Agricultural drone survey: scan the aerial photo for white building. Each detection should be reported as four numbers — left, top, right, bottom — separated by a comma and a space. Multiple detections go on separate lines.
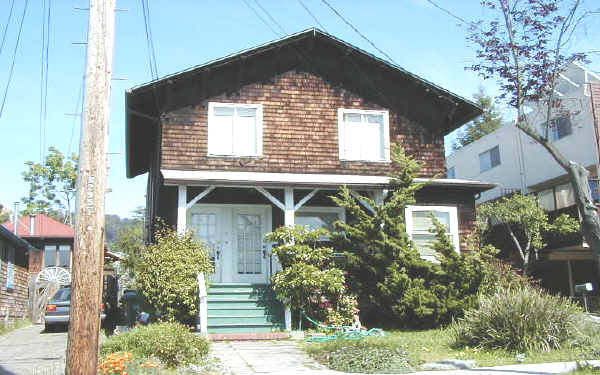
447, 63, 600, 298
447, 63, 600, 209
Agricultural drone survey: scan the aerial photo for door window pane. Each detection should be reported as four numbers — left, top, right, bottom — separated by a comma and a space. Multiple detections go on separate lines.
237, 214, 262, 275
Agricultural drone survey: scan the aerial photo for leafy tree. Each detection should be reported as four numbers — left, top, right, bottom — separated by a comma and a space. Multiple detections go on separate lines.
452, 87, 503, 151
466, 0, 599, 257
21, 147, 78, 225
266, 225, 347, 328
0, 204, 11, 223
478, 194, 579, 274
331, 145, 498, 328
135, 224, 212, 323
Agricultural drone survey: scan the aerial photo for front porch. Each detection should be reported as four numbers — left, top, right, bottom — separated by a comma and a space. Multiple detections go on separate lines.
155, 169, 494, 333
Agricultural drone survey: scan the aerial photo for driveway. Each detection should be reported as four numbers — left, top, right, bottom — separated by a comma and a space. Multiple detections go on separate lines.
0, 324, 66, 375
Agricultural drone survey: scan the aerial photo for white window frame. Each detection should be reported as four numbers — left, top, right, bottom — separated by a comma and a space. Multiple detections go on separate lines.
6, 246, 15, 290
405, 205, 460, 262
207, 102, 264, 157
296, 206, 346, 236
337, 108, 390, 162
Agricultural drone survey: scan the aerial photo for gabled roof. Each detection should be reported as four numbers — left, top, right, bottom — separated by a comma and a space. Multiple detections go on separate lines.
2, 214, 74, 239
126, 28, 482, 178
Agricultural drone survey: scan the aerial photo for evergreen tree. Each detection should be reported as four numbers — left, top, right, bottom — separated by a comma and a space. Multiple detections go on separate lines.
452, 88, 502, 152
331, 145, 497, 328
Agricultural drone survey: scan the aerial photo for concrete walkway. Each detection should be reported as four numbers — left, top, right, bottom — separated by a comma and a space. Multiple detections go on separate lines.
210, 340, 599, 375
0, 324, 66, 375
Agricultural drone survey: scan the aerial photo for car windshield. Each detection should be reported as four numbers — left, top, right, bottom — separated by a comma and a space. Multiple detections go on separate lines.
51, 288, 71, 302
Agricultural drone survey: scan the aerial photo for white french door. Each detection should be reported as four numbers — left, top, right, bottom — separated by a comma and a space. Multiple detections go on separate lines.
188, 204, 271, 284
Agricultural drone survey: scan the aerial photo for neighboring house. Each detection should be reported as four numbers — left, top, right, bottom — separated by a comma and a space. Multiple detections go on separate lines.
447, 62, 600, 296
2, 214, 74, 274
125, 29, 494, 333
0, 225, 36, 321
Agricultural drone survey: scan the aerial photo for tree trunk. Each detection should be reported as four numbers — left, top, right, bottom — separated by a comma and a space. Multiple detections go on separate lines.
568, 162, 600, 257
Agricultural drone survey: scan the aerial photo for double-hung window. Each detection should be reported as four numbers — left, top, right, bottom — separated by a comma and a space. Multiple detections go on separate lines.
405, 205, 460, 261
338, 108, 390, 162
44, 244, 71, 269
479, 145, 501, 172
208, 102, 263, 157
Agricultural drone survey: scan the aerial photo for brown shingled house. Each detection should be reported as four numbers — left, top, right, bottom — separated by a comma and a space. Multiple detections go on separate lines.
125, 29, 494, 333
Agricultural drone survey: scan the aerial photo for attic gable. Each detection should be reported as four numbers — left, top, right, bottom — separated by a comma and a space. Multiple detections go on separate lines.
126, 28, 481, 178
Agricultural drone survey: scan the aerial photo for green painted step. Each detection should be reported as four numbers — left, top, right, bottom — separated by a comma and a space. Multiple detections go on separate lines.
207, 315, 280, 325
208, 326, 282, 334
208, 304, 283, 316
206, 283, 284, 333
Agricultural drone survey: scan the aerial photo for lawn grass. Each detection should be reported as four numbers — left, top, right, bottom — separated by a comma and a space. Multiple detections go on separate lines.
302, 323, 600, 372
0, 319, 31, 336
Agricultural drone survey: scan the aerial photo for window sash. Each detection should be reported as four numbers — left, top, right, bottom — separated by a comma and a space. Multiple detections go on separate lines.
6, 247, 15, 289
208, 103, 262, 157
550, 117, 572, 141
338, 109, 389, 161
405, 206, 459, 260
479, 145, 500, 172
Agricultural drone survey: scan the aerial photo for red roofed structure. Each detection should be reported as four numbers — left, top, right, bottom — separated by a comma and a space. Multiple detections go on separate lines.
2, 214, 74, 273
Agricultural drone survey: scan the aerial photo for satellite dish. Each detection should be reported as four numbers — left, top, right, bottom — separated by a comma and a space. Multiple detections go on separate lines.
36, 266, 71, 285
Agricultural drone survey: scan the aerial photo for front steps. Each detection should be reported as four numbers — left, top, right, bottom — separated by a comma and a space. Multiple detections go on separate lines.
207, 283, 284, 333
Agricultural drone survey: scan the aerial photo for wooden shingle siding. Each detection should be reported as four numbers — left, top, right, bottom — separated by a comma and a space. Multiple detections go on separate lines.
0, 243, 29, 320
161, 70, 445, 177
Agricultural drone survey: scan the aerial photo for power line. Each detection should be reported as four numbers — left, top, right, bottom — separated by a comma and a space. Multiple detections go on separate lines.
252, 0, 287, 35
39, 0, 52, 161
319, 0, 397, 65
0, 0, 29, 119
298, 0, 328, 32
425, 0, 472, 27
141, 0, 158, 79
0, 0, 15, 57
241, 0, 280, 37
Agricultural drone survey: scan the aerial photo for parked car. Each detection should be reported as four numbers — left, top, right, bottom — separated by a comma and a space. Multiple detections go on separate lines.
44, 286, 106, 331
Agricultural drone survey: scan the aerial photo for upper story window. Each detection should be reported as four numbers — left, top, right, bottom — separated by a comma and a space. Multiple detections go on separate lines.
405, 205, 460, 261
447, 167, 455, 179
208, 102, 263, 157
479, 145, 500, 173
44, 244, 71, 269
338, 108, 390, 162
549, 117, 572, 141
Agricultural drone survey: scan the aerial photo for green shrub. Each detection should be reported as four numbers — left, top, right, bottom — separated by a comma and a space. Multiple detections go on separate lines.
101, 322, 210, 368
266, 225, 348, 327
331, 145, 501, 328
135, 223, 213, 323
306, 338, 412, 373
452, 286, 583, 352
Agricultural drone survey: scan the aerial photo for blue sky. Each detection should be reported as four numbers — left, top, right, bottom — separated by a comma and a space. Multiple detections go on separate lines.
0, 0, 598, 218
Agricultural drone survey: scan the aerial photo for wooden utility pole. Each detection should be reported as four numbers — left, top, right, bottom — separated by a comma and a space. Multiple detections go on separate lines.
66, 0, 115, 374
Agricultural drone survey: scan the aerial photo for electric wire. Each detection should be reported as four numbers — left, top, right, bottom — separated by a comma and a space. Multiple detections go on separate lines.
0, 0, 30, 119
68, 7, 90, 157
39, 0, 52, 161
141, 0, 158, 80
252, 0, 287, 35
319, 0, 397, 65
0, 0, 16, 57
298, 0, 328, 32
241, 0, 280, 37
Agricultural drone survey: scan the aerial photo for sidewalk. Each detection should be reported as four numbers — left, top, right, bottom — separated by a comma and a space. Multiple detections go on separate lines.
210, 339, 599, 375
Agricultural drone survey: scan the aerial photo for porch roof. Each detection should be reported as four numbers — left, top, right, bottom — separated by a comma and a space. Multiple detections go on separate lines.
161, 169, 496, 192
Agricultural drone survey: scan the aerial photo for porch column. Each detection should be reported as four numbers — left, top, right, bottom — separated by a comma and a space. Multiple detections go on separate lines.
283, 187, 294, 331
284, 187, 295, 227
177, 185, 187, 235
